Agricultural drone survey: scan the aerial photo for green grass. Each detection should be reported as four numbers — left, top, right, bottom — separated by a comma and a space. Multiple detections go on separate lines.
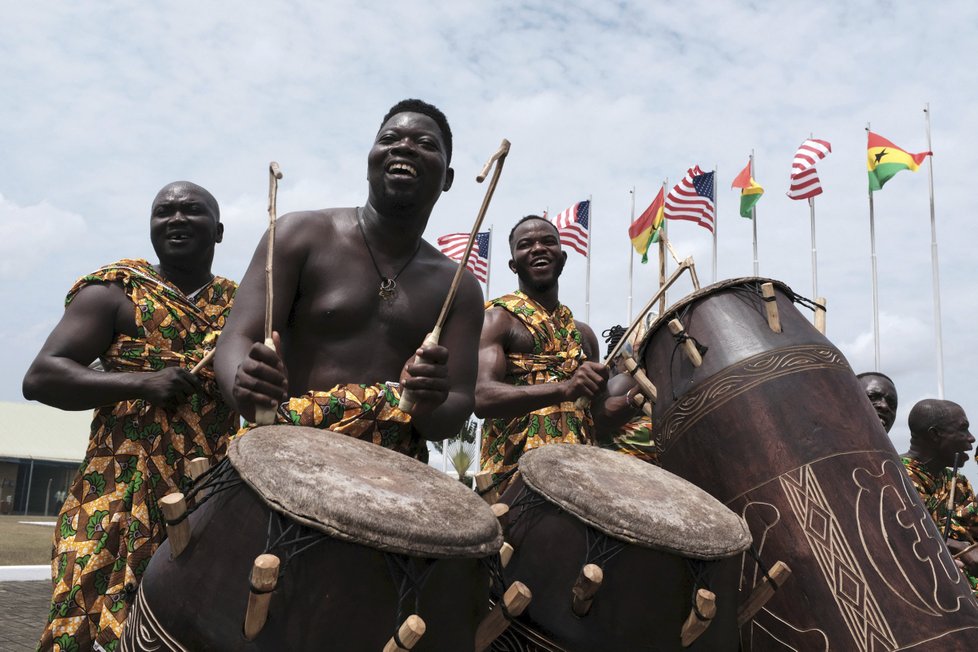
0, 515, 56, 566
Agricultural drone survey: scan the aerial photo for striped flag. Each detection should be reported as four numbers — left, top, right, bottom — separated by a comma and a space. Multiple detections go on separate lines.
551, 200, 590, 256
787, 139, 832, 200
664, 166, 715, 233
436, 231, 491, 283
629, 187, 664, 263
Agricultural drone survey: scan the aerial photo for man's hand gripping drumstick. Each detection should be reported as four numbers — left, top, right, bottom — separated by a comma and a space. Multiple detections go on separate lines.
398, 139, 511, 414
254, 162, 283, 426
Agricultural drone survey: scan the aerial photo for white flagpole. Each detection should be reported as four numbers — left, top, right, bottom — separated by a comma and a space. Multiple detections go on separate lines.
924, 103, 945, 398
712, 165, 718, 284
867, 123, 881, 372
750, 151, 759, 276
585, 195, 593, 323
627, 187, 635, 322
485, 225, 494, 299
661, 179, 669, 314
809, 197, 818, 298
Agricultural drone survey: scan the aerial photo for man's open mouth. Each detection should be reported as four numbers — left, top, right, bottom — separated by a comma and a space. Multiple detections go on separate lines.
387, 162, 418, 178
531, 258, 550, 268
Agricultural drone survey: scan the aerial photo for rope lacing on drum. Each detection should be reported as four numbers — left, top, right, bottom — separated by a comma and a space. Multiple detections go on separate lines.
166, 457, 242, 525
475, 467, 518, 499
748, 544, 775, 588
686, 559, 712, 621
737, 280, 826, 315
583, 526, 626, 569
384, 553, 437, 643
667, 304, 704, 401
503, 484, 548, 532
602, 324, 627, 358
263, 512, 328, 575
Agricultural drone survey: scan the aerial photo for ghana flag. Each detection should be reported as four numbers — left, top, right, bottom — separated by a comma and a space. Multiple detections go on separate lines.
731, 160, 764, 218
867, 131, 932, 191
629, 187, 664, 263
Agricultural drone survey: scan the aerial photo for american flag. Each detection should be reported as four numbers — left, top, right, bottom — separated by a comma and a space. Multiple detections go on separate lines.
436, 231, 491, 283
787, 139, 832, 200
551, 200, 590, 256
664, 166, 716, 233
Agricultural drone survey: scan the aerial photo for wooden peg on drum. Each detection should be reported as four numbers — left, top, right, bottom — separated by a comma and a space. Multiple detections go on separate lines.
621, 353, 657, 416
398, 139, 511, 414
814, 296, 827, 334
499, 542, 514, 568
761, 282, 782, 333
382, 614, 426, 652
187, 456, 210, 482
680, 588, 716, 646
571, 563, 603, 617
475, 581, 532, 652
256, 161, 284, 427
490, 502, 510, 531
736, 560, 791, 626
243, 553, 280, 640
160, 492, 191, 558
475, 469, 501, 505
667, 319, 703, 367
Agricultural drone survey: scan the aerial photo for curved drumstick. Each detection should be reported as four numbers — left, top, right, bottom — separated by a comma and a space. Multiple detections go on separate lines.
398, 139, 511, 414
255, 162, 283, 426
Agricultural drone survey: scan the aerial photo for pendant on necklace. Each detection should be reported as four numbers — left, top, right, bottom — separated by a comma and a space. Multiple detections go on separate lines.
379, 278, 397, 300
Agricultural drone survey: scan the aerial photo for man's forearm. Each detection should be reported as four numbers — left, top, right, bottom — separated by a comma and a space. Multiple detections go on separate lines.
474, 379, 568, 421
23, 357, 148, 410
411, 391, 474, 441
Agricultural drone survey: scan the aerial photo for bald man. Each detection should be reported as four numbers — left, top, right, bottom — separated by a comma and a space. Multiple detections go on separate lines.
23, 181, 240, 652
901, 399, 978, 596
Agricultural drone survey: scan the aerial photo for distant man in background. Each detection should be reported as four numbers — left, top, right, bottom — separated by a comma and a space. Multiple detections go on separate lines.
858, 371, 898, 434
23, 181, 239, 651
476, 215, 636, 485
901, 399, 978, 596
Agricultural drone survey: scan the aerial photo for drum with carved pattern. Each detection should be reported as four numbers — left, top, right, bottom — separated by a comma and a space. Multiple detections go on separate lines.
491, 443, 751, 651
121, 425, 503, 651
639, 277, 978, 650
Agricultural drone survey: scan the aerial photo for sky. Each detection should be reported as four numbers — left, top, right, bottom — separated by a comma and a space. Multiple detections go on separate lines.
1, 2, 975, 481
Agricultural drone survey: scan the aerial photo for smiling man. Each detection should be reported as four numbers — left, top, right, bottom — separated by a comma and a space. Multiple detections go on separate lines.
476, 215, 635, 485
23, 181, 239, 651
215, 99, 482, 457
901, 399, 978, 596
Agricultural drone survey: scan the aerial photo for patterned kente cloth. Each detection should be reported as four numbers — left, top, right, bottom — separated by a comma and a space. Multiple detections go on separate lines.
38, 259, 238, 652
480, 291, 592, 481
902, 456, 978, 596
236, 383, 424, 461
606, 415, 659, 465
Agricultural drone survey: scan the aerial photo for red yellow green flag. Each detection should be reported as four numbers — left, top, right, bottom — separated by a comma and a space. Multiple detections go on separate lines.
629, 187, 664, 264
867, 131, 932, 191
731, 160, 764, 218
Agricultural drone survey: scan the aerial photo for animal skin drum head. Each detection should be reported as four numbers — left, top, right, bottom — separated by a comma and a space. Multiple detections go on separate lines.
228, 426, 503, 558
519, 444, 752, 560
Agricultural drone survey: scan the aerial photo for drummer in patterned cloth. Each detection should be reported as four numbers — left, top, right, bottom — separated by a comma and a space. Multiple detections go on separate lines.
900, 399, 978, 596
23, 181, 239, 651
476, 216, 639, 484
216, 99, 483, 458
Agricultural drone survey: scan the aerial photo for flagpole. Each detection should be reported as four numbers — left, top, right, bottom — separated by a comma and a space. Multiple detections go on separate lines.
750, 151, 759, 276
924, 103, 945, 398
659, 179, 668, 315
867, 122, 881, 372
485, 225, 494, 299
585, 194, 592, 324
627, 187, 635, 322
808, 132, 819, 299
712, 164, 718, 284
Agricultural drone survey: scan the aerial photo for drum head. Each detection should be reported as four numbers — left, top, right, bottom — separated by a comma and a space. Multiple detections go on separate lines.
228, 426, 503, 558
519, 444, 751, 560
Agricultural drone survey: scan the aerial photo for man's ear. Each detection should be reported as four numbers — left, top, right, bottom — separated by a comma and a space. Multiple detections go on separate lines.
215, 222, 224, 244
508, 258, 517, 273
442, 167, 455, 192
561, 250, 568, 265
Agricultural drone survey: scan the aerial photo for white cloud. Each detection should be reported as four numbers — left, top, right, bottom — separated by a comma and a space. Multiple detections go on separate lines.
0, 194, 90, 280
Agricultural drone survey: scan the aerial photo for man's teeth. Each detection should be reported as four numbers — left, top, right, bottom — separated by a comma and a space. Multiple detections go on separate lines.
389, 163, 417, 177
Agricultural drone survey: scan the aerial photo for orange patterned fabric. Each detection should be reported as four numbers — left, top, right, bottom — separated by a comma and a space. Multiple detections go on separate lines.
38, 259, 238, 652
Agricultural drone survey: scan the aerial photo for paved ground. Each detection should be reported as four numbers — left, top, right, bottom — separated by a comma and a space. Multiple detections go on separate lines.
0, 580, 49, 651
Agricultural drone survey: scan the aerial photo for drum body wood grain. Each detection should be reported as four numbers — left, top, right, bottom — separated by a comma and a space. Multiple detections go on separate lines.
122, 426, 502, 651
640, 278, 978, 650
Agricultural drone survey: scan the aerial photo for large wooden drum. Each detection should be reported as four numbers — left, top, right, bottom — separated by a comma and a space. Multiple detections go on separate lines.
640, 277, 978, 650
121, 426, 503, 651
492, 443, 751, 651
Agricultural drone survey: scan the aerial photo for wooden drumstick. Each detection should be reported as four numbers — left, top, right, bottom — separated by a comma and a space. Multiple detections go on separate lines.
398, 139, 511, 414
189, 348, 216, 375
243, 553, 280, 640
737, 560, 791, 626
571, 563, 603, 617
680, 588, 716, 646
160, 493, 191, 558
382, 614, 426, 652
474, 581, 532, 651
761, 282, 782, 333
814, 297, 827, 334
256, 162, 284, 427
